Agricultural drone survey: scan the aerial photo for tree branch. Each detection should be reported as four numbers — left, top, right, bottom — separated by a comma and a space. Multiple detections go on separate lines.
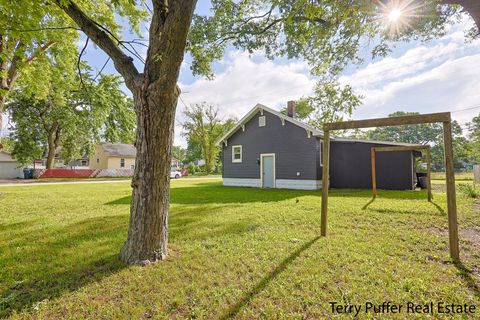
441, 0, 480, 34
55, 0, 140, 91
77, 37, 89, 86
26, 40, 55, 65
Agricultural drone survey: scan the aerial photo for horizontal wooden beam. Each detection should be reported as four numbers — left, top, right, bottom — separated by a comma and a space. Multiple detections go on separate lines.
374, 145, 429, 152
324, 112, 451, 131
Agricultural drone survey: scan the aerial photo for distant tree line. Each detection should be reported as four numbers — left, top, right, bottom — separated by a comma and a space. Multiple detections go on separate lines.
353, 111, 480, 172
173, 102, 236, 175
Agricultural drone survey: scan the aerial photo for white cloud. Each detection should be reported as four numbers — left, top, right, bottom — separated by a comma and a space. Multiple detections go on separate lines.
174, 51, 316, 146
350, 53, 480, 124
339, 20, 480, 128
175, 14, 480, 148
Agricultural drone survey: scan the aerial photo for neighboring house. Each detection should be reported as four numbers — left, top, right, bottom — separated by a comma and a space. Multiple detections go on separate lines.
217, 103, 421, 190
90, 143, 184, 170
0, 151, 23, 179
90, 143, 136, 170
193, 159, 206, 167
34, 147, 89, 169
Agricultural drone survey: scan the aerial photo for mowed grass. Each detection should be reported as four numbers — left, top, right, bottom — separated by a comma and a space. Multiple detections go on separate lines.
1, 179, 480, 319
431, 171, 474, 181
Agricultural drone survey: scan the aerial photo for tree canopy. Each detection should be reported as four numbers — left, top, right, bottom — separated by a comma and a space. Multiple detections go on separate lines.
8, 71, 135, 167
281, 81, 362, 127
182, 102, 236, 174
0, 1, 79, 117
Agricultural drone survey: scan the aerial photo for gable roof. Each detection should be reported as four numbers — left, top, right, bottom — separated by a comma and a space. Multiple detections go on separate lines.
216, 103, 424, 148
216, 103, 324, 145
99, 143, 136, 157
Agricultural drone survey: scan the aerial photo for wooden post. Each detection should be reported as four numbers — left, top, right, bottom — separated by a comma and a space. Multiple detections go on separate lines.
371, 147, 377, 198
426, 145, 432, 201
322, 112, 459, 260
321, 130, 330, 236
474, 164, 480, 185
443, 121, 460, 261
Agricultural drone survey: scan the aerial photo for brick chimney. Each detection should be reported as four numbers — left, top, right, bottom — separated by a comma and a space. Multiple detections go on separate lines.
287, 100, 295, 118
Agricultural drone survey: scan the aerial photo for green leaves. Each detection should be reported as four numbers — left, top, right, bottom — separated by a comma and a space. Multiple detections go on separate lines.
280, 80, 362, 127
186, 0, 466, 82
7, 64, 135, 165
182, 102, 236, 173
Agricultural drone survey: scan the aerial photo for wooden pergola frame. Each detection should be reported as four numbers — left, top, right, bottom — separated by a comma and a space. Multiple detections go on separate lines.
321, 112, 459, 261
371, 145, 432, 202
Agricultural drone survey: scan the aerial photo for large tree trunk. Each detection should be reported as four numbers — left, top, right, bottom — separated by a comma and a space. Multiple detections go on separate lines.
119, 87, 177, 263
46, 135, 56, 169
46, 128, 60, 169
442, 0, 480, 33
58, 0, 196, 264
118, 0, 197, 265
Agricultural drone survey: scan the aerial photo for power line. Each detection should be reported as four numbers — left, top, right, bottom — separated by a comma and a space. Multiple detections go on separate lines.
451, 105, 480, 113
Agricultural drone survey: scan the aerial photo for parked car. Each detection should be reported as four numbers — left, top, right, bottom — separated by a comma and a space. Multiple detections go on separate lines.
170, 169, 182, 179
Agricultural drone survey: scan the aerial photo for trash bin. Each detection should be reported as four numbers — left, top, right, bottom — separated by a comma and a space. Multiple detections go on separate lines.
23, 168, 33, 179
418, 176, 427, 189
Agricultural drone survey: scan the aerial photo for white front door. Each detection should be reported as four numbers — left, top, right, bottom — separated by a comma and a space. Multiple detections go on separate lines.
261, 154, 275, 188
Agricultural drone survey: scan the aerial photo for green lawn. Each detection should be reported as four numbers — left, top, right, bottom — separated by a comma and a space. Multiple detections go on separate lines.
431, 172, 474, 181
1, 179, 479, 319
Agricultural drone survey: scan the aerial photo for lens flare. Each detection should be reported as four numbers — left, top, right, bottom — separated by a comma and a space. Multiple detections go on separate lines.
375, 0, 426, 35
388, 8, 402, 22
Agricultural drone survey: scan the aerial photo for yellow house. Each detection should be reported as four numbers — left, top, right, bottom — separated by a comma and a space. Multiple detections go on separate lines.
90, 143, 136, 170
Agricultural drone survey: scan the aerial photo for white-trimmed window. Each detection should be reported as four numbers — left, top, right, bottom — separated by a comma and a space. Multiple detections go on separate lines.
259, 116, 266, 127
232, 145, 242, 163
120, 158, 125, 168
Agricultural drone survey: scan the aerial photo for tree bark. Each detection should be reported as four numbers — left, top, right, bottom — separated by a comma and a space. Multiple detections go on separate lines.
46, 133, 56, 169
442, 0, 480, 33
119, 87, 178, 263
57, 0, 196, 264
118, 0, 197, 264
45, 127, 60, 169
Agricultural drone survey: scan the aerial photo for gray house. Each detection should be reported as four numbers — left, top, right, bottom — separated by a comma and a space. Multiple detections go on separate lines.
217, 103, 421, 190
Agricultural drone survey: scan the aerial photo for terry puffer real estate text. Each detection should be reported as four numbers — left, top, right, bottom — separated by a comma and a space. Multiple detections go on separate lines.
329, 301, 476, 317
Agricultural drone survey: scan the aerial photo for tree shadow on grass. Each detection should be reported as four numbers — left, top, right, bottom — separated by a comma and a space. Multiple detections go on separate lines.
330, 189, 430, 200
0, 216, 128, 317
454, 261, 480, 296
368, 207, 445, 216
106, 185, 317, 205
430, 200, 446, 215
362, 197, 376, 210
219, 235, 322, 320
106, 185, 432, 207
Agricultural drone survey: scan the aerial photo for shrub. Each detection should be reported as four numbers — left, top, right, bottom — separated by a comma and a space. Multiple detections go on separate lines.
186, 163, 197, 175
458, 183, 480, 198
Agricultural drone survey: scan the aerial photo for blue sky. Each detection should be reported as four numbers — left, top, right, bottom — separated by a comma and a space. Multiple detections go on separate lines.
3, 3, 480, 147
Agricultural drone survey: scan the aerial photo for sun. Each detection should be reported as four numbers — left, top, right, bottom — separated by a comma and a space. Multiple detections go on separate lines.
375, 0, 425, 35
388, 8, 403, 23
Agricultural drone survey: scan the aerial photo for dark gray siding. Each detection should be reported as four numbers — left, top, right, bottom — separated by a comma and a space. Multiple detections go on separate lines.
329, 141, 415, 190
222, 111, 321, 180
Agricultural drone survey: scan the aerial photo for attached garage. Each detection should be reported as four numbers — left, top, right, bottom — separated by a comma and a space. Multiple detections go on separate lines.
0, 151, 23, 179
